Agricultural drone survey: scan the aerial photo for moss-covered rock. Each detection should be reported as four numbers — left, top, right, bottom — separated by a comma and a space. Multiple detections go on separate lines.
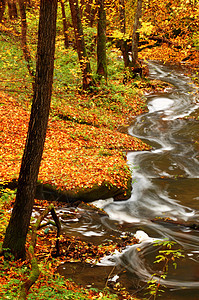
35, 175, 132, 204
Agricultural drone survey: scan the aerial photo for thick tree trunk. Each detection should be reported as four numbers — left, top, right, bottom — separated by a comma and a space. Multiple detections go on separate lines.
97, 0, 107, 80
131, 0, 142, 67
8, 0, 18, 19
60, 0, 69, 48
119, 0, 130, 68
0, 0, 6, 22
69, 0, 93, 90
18, 0, 35, 85
2, 0, 58, 260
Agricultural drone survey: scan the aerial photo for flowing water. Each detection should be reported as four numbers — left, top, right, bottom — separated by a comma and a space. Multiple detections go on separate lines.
58, 62, 199, 299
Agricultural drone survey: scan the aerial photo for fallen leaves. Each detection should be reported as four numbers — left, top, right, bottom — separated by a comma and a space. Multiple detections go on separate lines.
0, 91, 150, 193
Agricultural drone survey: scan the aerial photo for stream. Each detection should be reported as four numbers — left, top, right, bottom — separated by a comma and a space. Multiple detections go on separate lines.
58, 62, 199, 299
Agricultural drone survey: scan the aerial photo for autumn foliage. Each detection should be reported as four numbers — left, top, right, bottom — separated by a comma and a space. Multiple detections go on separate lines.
0, 0, 198, 298
0, 90, 151, 195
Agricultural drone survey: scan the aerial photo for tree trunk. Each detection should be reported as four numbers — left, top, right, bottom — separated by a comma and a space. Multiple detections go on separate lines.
25, 0, 32, 8
84, 0, 92, 23
81, 0, 97, 27
119, 0, 130, 68
60, 0, 69, 48
18, 0, 35, 85
131, 0, 142, 67
0, 0, 6, 23
8, 0, 18, 19
69, 0, 93, 90
97, 0, 107, 80
2, 0, 58, 260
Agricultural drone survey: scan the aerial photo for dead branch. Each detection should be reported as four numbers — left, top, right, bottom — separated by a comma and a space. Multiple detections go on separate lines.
19, 204, 61, 299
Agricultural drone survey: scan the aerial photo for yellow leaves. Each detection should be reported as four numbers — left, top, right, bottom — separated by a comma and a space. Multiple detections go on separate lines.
138, 21, 155, 37
141, 0, 199, 63
111, 29, 130, 41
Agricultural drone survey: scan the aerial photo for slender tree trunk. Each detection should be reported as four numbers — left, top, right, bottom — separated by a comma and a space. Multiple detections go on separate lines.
79, 0, 84, 17
119, 0, 130, 68
90, 0, 97, 27
18, 0, 35, 86
85, 0, 95, 26
0, 0, 6, 22
2, 0, 58, 260
80, 0, 96, 26
97, 0, 107, 80
60, 0, 69, 48
8, 0, 18, 19
84, 0, 92, 22
69, 0, 93, 90
131, 0, 142, 67
25, 0, 32, 8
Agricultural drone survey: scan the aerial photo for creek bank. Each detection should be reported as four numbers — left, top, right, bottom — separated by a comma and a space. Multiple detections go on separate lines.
35, 79, 173, 204
4, 174, 132, 204
35, 177, 132, 203
0, 78, 172, 206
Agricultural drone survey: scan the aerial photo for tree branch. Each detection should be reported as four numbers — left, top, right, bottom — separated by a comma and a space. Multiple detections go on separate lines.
19, 204, 61, 299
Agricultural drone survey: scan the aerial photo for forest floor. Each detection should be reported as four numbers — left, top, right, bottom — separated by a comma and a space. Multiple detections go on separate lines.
0, 70, 169, 300
0, 76, 161, 300
1, 22, 199, 299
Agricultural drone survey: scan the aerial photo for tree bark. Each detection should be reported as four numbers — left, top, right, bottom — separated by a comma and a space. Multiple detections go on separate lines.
60, 0, 69, 48
18, 0, 35, 85
82, 0, 96, 27
119, 0, 130, 68
97, 0, 107, 80
8, 0, 18, 19
131, 0, 142, 67
2, 0, 58, 260
69, 0, 93, 90
0, 0, 6, 23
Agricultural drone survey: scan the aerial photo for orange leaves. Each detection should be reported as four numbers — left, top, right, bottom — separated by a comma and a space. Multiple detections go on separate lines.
0, 91, 150, 193
0, 93, 29, 182
140, 0, 199, 66
140, 43, 199, 66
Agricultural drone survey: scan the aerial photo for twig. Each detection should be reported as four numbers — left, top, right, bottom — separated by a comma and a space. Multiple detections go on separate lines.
19, 204, 61, 299
105, 266, 116, 288
38, 220, 56, 230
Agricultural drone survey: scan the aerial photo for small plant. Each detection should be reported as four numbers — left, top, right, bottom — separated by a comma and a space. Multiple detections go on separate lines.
145, 240, 185, 300
0, 188, 16, 239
